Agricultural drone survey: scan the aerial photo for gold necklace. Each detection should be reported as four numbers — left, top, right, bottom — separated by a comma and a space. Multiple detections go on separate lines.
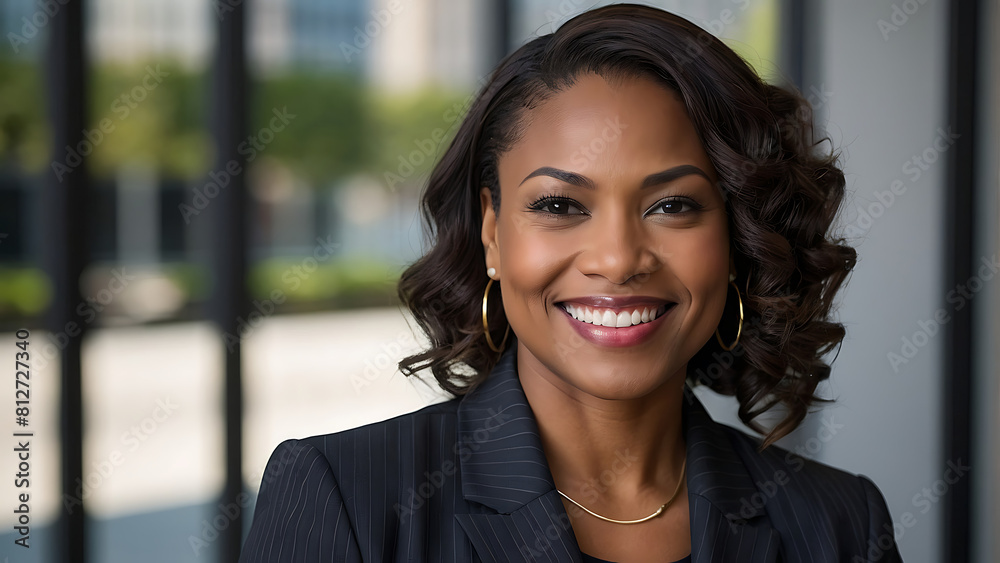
556, 457, 686, 525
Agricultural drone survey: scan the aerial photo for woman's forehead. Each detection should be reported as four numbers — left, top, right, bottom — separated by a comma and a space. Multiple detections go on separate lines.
499, 73, 714, 186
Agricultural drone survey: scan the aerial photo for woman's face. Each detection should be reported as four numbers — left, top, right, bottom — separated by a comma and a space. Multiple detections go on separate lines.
480, 72, 731, 400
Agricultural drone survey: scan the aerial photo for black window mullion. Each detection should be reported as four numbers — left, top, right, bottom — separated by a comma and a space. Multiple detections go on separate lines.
44, 1, 89, 562
943, 0, 980, 561
208, 2, 249, 561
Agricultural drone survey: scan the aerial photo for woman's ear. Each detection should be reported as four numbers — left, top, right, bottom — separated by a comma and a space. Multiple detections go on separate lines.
480, 187, 499, 267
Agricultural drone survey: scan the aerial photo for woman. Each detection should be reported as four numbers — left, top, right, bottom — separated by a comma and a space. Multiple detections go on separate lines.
240, 4, 902, 562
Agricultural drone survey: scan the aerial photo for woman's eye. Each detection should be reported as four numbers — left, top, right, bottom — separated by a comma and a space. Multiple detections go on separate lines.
544, 200, 577, 215
649, 198, 699, 215
530, 197, 584, 215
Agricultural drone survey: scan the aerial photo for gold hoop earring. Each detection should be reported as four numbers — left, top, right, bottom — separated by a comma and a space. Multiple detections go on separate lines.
714, 281, 744, 351
482, 277, 510, 353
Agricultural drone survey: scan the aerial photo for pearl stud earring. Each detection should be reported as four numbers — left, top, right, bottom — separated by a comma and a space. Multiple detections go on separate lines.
487, 267, 496, 279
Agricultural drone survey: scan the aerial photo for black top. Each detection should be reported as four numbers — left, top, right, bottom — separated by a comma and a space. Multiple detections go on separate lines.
581, 552, 692, 563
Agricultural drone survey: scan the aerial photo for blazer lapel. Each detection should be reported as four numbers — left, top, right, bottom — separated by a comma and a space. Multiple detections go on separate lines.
455, 490, 583, 563
454, 344, 780, 563
683, 388, 781, 563
455, 345, 582, 563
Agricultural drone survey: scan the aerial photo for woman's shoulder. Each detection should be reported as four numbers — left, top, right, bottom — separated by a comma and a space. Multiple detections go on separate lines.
310, 395, 461, 442
715, 420, 894, 525
263, 396, 464, 474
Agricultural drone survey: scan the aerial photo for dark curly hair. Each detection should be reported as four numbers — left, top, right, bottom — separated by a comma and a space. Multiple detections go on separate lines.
396, 3, 856, 447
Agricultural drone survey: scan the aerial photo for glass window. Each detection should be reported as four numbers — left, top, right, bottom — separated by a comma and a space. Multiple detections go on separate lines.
0, 3, 59, 559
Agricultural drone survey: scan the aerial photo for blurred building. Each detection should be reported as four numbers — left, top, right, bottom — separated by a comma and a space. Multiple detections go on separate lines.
79, 0, 489, 87
2, 2, 994, 562
87, 0, 212, 70
0, 0, 498, 323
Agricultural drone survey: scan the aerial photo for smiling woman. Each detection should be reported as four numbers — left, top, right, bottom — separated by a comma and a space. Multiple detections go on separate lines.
239, 4, 902, 562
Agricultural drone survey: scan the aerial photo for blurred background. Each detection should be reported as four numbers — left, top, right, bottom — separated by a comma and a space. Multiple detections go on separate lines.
0, 0, 995, 561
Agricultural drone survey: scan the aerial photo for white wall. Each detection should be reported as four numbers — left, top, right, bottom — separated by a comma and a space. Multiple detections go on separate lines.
797, 1, 949, 561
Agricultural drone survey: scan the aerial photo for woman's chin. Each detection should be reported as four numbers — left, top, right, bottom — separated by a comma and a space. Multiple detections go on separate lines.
558, 363, 680, 401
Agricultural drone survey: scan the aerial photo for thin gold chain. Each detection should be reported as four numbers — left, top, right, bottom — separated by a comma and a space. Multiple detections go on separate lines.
556, 458, 686, 525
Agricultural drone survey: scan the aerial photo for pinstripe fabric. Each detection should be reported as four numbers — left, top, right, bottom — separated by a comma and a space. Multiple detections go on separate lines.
240, 345, 903, 562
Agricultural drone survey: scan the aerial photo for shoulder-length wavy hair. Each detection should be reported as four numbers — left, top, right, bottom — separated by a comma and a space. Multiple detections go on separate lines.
396, 3, 856, 447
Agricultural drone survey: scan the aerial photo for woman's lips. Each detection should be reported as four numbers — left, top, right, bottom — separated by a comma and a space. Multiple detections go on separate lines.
557, 301, 676, 347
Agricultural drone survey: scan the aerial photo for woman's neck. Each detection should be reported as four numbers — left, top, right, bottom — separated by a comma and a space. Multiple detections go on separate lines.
516, 346, 687, 509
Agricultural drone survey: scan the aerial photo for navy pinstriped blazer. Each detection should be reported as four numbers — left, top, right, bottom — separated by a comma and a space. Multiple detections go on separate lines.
240, 345, 903, 562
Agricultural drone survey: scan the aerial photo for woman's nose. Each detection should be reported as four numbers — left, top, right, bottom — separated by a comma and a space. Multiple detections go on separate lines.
575, 212, 660, 286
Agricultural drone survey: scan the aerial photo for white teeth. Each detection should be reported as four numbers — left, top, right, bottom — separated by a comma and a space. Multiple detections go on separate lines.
616, 311, 630, 327
561, 303, 667, 328
591, 310, 603, 326
603, 310, 617, 326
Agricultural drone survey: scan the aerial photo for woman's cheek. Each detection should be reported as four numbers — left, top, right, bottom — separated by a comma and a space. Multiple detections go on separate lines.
498, 231, 548, 302
663, 228, 728, 278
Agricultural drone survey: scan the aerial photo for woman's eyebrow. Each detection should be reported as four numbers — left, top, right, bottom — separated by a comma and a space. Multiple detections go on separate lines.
639, 165, 712, 188
518, 167, 596, 189
518, 164, 710, 189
